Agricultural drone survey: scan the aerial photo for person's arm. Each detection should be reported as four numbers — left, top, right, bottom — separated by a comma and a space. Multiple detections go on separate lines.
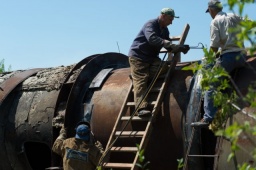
209, 20, 220, 54
143, 21, 164, 47
95, 141, 104, 154
52, 125, 67, 156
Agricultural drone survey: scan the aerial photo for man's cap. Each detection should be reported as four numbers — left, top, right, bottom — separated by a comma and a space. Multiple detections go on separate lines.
206, 0, 223, 13
75, 124, 90, 141
76, 121, 91, 129
161, 8, 179, 18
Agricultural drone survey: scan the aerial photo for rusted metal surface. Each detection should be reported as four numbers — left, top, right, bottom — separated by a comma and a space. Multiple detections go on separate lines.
0, 53, 255, 170
89, 68, 113, 88
64, 52, 129, 136
0, 66, 73, 170
89, 66, 193, 169
217, 109, 256, 169
233, 56, 256, 95
183, 66, 204, 170
52, 55, 99, 128
91, 68, 132, 145
0, 68, 43, 105
51, 53, 126, 167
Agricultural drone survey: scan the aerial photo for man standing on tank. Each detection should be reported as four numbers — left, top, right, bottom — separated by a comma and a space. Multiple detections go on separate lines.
191, 0, 249, 127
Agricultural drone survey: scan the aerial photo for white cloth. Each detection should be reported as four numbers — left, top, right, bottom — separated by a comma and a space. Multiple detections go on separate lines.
209, 11, 246, 55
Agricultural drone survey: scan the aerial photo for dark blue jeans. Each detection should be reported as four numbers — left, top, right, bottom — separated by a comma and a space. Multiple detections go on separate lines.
203, 51, 247, 122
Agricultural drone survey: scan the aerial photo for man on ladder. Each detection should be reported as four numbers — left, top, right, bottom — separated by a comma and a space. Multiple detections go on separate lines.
128, 7, 190, 117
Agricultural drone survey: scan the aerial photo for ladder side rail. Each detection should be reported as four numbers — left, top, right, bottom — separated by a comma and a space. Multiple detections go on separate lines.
174, 23, 190, 62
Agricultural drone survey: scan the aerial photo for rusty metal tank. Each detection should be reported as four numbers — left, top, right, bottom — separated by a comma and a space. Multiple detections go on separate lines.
0, 52, 255, 170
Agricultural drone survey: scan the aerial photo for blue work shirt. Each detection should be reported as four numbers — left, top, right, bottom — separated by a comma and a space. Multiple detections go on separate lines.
128, 17, 171, 63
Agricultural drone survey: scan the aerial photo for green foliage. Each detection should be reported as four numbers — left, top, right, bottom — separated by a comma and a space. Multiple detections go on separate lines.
227, 0, 255, 15
0, 59, 11, 73
226, 0, 256, 59
245, 85, 256, 107
135, 144, 150, 170
238, 163, 255, 170
216, 121, 256, 166
0, 59, 5, 73
177, 158, 184, 170
96, 166, 102, 170
182, 61, 202, 73
222, 6, 256, 170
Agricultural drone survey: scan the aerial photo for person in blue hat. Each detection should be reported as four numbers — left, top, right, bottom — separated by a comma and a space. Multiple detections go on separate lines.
52, 121, 104, 170
128, 7, 190, 117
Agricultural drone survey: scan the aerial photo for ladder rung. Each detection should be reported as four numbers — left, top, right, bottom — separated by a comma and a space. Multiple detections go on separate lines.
188, 155, 219, 157
132, 87, 162, 92
115, 131, 145, 137
121, 116, 151, 121
110, 147, 138, 152
103, 162, 133, 168
127, 101, 156, 106
150, 87, 162, 92
158, 74, 167, 79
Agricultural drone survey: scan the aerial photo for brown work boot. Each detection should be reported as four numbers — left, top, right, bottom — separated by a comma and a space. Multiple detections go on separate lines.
191, 118, 210, 127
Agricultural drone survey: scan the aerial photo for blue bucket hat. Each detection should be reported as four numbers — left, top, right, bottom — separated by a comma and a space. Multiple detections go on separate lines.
75, 124, 90, 141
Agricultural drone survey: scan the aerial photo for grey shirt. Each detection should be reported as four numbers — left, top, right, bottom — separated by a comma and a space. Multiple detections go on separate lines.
210, 11, 246, 54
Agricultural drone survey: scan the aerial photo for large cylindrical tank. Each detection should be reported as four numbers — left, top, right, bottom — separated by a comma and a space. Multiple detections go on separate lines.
0, 52, 255, 170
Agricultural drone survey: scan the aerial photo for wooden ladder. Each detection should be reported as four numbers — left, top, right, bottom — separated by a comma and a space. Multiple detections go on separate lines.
101, 24, 190, 170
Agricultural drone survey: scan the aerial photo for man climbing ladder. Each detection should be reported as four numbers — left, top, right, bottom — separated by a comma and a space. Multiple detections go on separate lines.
128, 7, 190, 117
98, 22, 190, 169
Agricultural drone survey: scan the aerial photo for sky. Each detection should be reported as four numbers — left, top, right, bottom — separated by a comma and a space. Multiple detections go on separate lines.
1, 1, 256, 71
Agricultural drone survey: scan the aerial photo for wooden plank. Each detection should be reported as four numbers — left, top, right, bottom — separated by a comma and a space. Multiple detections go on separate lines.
127, 101, 156, 106
174, 24, 190, 61
150, 87, 162, 92
132, 87, 162, 92
103, 163, 133, 168
115, 131, 145, 137
121, 116, 151, 121
110, 147, 138, 152
179, 24, 190, 45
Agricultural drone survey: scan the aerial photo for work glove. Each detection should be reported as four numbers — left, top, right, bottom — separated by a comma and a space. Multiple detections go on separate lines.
176, 45, 190, 54
57, 125, 67, 140
163, 40, 173, 49
163, 40, 190, 54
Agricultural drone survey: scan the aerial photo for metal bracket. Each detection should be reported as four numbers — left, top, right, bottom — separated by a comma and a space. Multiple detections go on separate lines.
190, 43, 204, 49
